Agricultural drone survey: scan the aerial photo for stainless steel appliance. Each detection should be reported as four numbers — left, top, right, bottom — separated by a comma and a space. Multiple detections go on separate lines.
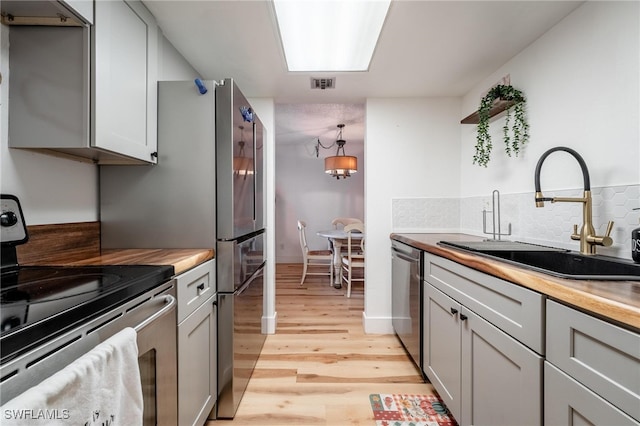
0, 195, 178, 425
99, 79, 267, 419
215, 80, 266, 418
391, 240, 423, 376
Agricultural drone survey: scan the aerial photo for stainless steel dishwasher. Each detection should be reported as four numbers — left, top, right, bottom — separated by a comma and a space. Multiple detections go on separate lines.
391, 240, 423, 377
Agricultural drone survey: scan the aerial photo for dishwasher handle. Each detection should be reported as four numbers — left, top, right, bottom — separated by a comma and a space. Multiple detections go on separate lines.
391, 246, 420, 263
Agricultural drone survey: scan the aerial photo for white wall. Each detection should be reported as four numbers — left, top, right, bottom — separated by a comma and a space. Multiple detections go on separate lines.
0, 26, 199, 225
363, 1, 639, 332
275, 133, 365, 262
457, 0, 639, 258
364, 97, 462, 333
460, 1, 639, 195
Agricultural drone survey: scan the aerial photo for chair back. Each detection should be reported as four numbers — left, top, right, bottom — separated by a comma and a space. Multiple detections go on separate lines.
343, 222, 365, 256
331, 217, 362, 229
297, 220, 309, 256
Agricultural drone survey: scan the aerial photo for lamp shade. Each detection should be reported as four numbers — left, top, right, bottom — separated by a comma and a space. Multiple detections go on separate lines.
233, 155, 253, 176
325, 155, 357, 177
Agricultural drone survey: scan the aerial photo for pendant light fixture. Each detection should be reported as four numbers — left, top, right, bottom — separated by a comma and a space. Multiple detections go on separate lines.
324, 124, 357, 179
233, 125, 253, 177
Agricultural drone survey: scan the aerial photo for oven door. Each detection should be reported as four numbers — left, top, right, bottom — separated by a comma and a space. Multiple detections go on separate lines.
0, 282, 178, 425
125, 286, 178, 426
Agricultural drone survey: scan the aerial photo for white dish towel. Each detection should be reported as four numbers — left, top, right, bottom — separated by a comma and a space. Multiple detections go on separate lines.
1, 327, 143, 426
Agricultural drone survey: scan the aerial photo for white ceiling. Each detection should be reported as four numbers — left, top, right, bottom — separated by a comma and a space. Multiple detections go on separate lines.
144, 0, 584, 144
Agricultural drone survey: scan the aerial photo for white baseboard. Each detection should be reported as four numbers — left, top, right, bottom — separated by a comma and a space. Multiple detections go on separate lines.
362, 311, 394, 334
262, 311, 277, 334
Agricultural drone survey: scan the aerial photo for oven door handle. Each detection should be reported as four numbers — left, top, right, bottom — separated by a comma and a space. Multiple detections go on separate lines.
134, 295, 176, 332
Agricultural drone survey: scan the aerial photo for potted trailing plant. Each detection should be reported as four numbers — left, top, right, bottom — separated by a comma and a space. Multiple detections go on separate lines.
473, 84, 529, 167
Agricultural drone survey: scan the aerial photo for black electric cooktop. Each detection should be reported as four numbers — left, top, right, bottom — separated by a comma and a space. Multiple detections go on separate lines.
0, 264, 174, 364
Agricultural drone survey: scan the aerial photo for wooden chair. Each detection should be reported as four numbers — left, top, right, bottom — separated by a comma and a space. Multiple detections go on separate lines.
331, 217, 362, 229
330, 217, 363, 253
340, 222, 365, 297
297, 220, 334, 285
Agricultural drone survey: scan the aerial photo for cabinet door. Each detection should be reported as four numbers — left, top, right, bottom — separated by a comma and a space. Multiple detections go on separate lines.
461, 308, 542, 426
545, 362, 639, 426
423, 282, 462, 422
178, 297, 217, 426
546, 300, 640, 422
62, 0, 94, 24
93, 0, 158, 163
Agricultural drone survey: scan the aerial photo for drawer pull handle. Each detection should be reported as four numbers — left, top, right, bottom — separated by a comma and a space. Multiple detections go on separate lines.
460, 314, 468, 321
450, 308, 458, 315
197, 283, 205, 292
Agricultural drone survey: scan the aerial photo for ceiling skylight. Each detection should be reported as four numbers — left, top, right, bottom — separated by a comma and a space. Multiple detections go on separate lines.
273, 0, 391, 72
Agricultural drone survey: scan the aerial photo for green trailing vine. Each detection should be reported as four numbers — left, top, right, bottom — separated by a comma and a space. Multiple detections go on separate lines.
473, 84, 529, 167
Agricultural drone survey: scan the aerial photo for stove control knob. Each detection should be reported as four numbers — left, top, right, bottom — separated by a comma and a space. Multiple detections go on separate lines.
1, 211, 18, 227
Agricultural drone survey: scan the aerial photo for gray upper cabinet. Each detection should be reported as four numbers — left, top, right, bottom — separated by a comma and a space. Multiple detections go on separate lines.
93, 0, 158, 164
6, 0, 158, 164
62, 0, 94, 24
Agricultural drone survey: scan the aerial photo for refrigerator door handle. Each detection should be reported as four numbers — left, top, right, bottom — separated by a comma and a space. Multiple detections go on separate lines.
252, 122, 257, 224
236, 261, 265, 295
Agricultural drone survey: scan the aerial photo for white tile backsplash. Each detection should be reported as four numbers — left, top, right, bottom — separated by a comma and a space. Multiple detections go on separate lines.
392, 198, 460, 232
392, 184, 640, 260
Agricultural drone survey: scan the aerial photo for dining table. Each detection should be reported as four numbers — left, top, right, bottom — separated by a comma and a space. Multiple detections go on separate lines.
316, 229, 364, 286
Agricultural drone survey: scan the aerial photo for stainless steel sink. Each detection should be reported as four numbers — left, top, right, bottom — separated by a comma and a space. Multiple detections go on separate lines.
438, 240, 640, 281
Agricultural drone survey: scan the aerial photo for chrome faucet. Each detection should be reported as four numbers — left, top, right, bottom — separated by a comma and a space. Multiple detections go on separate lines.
534, 146, 613, 255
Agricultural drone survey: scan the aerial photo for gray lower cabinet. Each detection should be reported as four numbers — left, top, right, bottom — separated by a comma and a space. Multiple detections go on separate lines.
176, 260, 217, 426
178, 296, 217, 426
423, 253, 544, 426
545, 362, 639, 426
545, 300, 640, 425
423, 283, 462, 420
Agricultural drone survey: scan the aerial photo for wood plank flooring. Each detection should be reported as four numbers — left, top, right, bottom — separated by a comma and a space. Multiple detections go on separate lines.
207, 263, 438, 425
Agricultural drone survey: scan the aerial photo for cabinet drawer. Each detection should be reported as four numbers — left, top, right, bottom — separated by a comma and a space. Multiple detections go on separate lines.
176, 260, 215, 323
424, 253, 544, 354
546, 300, 640, 422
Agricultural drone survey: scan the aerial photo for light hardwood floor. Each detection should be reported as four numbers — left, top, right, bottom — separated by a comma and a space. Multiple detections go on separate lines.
207, 263, 438, 425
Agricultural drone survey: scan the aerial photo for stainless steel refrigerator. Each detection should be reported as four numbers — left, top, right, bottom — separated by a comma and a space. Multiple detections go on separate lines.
99, 79, 267, 419
214, 80, 267, 419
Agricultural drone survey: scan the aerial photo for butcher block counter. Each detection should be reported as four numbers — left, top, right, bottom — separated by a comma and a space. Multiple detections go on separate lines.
391, 232, 640, 331
56, 249, 214, 275
16, 221, 214, 275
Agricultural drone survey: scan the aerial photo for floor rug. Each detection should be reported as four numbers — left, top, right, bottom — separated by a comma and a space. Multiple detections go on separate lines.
369, 393, 458, 426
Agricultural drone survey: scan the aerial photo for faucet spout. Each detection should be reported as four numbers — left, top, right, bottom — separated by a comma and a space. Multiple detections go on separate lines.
533, 146, 613, 255
534, 146, 591, 206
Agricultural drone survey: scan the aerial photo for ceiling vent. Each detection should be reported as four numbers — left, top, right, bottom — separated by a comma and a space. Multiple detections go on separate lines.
310, 78, 335, 90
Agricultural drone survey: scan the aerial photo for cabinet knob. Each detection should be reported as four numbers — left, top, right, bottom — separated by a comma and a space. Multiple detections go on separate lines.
460, 314, 468, 321
450, 308, 458, 315
197, 283, 205, 292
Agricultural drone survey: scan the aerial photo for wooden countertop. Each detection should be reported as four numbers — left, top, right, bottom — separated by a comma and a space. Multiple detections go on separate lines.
391, 233, 640, 331
24, 248, 214, 276
63, 249, 215, 275
16, 222, 214, 275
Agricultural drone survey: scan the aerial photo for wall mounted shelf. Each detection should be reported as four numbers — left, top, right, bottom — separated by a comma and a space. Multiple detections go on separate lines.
461, 99, 517, 124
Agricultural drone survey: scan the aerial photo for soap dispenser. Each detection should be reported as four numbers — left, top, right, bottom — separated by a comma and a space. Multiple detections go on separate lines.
633, 208, 640, 263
